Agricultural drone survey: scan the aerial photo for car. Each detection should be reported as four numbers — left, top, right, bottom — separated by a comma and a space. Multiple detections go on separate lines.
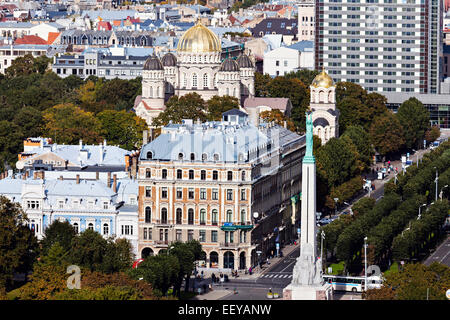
318, 218, 332, 225
341, 211, 350, 215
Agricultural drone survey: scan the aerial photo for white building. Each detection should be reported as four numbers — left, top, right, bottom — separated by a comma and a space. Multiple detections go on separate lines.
263, 43, 314, 77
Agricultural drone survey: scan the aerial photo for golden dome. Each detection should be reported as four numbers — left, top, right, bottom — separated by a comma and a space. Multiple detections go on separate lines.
311, 68, 334, 88
177, 21, 221, 53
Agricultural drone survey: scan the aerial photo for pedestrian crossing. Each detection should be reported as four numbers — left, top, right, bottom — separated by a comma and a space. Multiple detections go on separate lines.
260, 273, 292, 279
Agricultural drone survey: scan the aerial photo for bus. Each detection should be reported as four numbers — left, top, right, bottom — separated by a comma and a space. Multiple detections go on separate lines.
323, 275, 383, 292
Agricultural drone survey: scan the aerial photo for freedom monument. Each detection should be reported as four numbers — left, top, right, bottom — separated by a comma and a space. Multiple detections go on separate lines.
283, 113, 333, 300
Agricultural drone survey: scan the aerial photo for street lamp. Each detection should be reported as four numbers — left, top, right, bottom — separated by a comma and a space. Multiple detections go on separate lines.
433, 167, 439, 202
333, 198, 339, 216
364, 237, 368, 291
321, 230, 325, 264
418, 203, 426, 220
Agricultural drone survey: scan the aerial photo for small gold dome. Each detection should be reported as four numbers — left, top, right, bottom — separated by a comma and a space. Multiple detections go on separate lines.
177, 21, 221, 53
311, 68, 334, 88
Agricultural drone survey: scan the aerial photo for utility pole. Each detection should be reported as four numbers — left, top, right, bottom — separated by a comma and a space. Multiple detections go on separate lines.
364, 237, 368, 291
434, 167, 439, 202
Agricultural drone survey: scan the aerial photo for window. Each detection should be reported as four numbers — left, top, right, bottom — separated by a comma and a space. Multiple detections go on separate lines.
213, 153, 219, 161
58, 200, 64, 209
162, 169, 167, 179
103, 223, 109, 235
275, 60, 279, 66
188, 230, 194, 241
27, 200, 40, 209
227, 171, 233, 181
176, 229, 182, 241
188, 209, 194, 225
226, 189, 233, 201
203, 73, 208, 88
143, 227, 148, 240
188, 188, 194, 199
199, 230, 206, 242
73, 223, 79, 233
145, 186, 151, 197
200, 188, 206, 200
189, 170, 194, 179
161, 187, 168, 199
147, 151, 153, 159
176, 208, 182, 224
241, 171, 245, 181
241, 189, 246, 201
177, 169, 182, 179
192, 73, 198, 88
212, 170, 218, 180
161, 208, 168, 224
145, 206, 151, 223
202, 153, 207, 161
241, 210, 246, 224
178, 153, 184, 160
190, 153, 195, 161
88, 223, 94, 231
176, 187, 183, 199
212, 189, 218, 200
201, 170, 206, 180
211, 230, 218, 242
103, 202, 109, 209
212, 209, 218, 225
200, 209, 206, 225
226, 210, 233, 223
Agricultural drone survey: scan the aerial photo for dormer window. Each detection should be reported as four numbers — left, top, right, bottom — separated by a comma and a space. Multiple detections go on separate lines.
213, 153, 220, 161
190, 153, 195, 161
147, 151, 153, 159
202, 153, 207, 161
178, 153, 184, 160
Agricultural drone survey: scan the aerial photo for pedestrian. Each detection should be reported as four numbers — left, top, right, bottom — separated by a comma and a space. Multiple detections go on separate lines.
249, 267, 252, 275
211, 273, 216, 283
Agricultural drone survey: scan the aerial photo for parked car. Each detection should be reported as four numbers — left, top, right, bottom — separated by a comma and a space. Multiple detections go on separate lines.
318, 218, 332, 226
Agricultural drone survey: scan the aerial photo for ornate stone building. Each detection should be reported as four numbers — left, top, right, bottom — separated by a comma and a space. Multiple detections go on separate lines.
309, 69, 339, 145
134, 21, 256, 127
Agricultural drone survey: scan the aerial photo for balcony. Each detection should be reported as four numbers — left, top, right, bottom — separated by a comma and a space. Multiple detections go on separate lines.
154, 240, 168, 247
219, 242, 239, 248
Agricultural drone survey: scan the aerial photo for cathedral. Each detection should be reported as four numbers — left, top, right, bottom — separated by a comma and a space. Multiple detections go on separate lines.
309, 68, 339, 145
135, 21, 256, 127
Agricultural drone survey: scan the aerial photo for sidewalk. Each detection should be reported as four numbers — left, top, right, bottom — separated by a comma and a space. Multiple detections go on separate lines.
191, 289, 233, 300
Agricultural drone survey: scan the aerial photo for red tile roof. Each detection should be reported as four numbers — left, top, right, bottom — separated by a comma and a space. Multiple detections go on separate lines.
47, 32, 60, 44
14, 35, 47, 45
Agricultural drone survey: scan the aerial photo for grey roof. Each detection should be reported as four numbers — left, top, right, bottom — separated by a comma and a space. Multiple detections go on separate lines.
222, 109, 248, 117
161, 52, 177, 67
236, 54, 253, 68
143, 54, 163, 70
313, 118, 330, 127
243, 97, 291, 111
220, 58, 239, 72
140, 118, 302, 163
287, 40, 314, 52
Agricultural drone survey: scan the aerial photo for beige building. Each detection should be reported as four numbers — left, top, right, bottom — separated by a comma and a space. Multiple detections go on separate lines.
137, 110, 305, 271
297, 0, 315, 41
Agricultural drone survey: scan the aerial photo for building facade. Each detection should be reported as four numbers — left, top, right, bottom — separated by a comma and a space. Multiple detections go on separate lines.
315, 0, 443, 94
297, 0, 315, 41
137, 110, 305, 270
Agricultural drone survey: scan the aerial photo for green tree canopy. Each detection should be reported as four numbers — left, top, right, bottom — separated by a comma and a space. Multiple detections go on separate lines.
0, 196, 38, 290
206, 95, 239, 121
97, 109, 148, 150
369, 112, 405, 156
396, 97, 430, 149
341, 125, 374, 169
40, 220, 77, 256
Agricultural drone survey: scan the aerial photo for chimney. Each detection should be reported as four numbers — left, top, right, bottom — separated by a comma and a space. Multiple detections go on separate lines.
22, 173, 26, 180
76, 174, 80, 184
131, 156, 137, 179
107, 172, 111, 188
59, 175, 63, 180
79, 139, 83, 150
33, 171, 38, 179
284, 120, 287, 128
96, 171, 99, 180
113, 174, 117, 193
38, 171, 45, 180
143, 130, 148, 145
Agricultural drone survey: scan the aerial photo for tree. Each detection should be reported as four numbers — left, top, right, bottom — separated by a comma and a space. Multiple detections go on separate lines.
13, 106, 43, 139
259, 109, 296, 131
396, 97, 430, 150
97, 109, 148, 150
341, 125, 374, 168
425, 126, 441, 144
0, 196, 38, 290
285, 69, 320, 86
206, 95, 239, 121
68, 229, 108, 272
101, 238, 134, 274
316, 137, 359, 188
5, 54, 39, 78
152, 93, 207, 127
42, 103, 102, 145
40, 220, 77, 256
366, 262, 450, 300
169, 242, 195, 297
0, 120, 23, 170
135, 254, 180, 296
254, 72, 272, 97
369, 112, 405, 156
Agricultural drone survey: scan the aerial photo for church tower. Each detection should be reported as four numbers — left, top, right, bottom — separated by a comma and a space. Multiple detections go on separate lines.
309, 69, 339, 145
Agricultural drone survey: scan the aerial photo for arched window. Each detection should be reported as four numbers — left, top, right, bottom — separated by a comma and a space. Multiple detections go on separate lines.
146, 168, 151, 178
192, 73, 198, 88
149, 86, 153, 97
176, 208, 182, 224
145, 207, 151, 223
202, 153, 207, 161
190, 153, 195, 161
203, 73, 208, 88
226, 87, 229, 95
88, 223, 94, 230
73, 223, 79, 233
241, 171, 246, 181
226, 210, 233, 223
103, 223, 109, 235
178, 153, 184, 160
147, 151, 153, 159
161, 208, 168, 224
177, 169, 182, 179
200, 209, 206, 225
213, 153, 220, 161
212, 209, 218, 225
162, 169, 167, 179
183, 73, 187, 87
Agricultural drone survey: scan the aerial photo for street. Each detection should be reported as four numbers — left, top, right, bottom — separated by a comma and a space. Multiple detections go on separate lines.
423, 236, 450, 267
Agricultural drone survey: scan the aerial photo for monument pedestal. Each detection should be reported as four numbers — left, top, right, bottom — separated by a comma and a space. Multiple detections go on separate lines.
283, 282, 333, 300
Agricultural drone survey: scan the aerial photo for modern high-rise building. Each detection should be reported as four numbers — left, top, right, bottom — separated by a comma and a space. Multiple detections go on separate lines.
315, 0, 443, 94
